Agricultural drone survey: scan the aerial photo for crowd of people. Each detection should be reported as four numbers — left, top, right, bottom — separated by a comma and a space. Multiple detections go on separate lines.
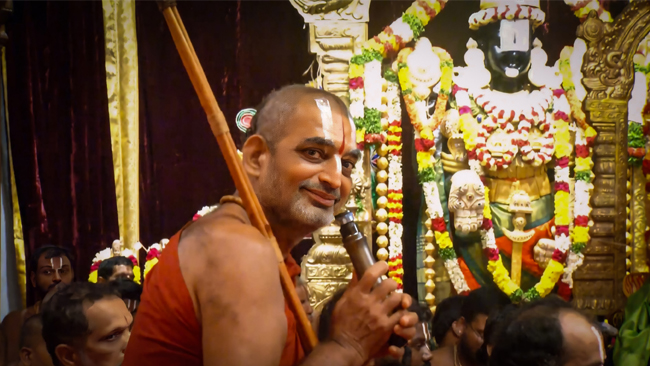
0, 85, 634, 366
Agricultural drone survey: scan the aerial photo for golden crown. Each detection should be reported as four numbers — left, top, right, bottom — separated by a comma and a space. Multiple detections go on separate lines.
469, 0, 545, 29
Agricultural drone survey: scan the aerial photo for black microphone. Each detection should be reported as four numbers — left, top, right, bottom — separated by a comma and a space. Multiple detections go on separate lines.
334, 210, 408, 348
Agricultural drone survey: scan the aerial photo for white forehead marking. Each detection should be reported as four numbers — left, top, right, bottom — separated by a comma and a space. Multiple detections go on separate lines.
315, 98, 334, 140
335, 155, 342, 172
50, 257, 63, 270
500, 20, 530, 52
591, 325, 605, 362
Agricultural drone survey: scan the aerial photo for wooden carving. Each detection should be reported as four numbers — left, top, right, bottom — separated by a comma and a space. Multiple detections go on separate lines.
575, 4, 650, 317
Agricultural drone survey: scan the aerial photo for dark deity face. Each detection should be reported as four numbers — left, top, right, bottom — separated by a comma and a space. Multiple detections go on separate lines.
477, 20, 535, 92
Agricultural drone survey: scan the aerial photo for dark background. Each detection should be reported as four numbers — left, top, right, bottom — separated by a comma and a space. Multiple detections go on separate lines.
6, 0, 628, 305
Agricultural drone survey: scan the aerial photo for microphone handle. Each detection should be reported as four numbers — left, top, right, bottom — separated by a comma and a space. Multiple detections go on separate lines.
341, 231, 408, 348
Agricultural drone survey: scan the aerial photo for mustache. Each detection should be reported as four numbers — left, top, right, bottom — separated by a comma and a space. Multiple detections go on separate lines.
299, 182, 341, 202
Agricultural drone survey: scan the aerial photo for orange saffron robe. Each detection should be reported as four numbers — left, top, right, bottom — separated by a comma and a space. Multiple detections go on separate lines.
123, 230, 305, 366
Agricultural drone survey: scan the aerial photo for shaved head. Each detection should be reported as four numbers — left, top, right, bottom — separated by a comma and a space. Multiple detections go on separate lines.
247, 85, 350, 150
20, 315, 44, 349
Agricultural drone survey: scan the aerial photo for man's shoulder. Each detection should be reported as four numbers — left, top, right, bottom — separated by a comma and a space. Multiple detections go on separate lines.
1, 309, 25, 332
178, 209, 277, 278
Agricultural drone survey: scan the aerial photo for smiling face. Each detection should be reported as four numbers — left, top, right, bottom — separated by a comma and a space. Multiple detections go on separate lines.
246, 93, 359, 236
75, 297, 132, 366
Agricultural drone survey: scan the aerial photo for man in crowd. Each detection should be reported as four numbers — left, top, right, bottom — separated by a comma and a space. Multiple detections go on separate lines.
97, 256, 134, 282
42, 282, 132, 366
431, 295, 465, 349
15, 315, 53, 366
489, 297, 605, 366
400, 304, 433, 366
429, 287, 509, 366
2, 246, 74, 365
124, 85, 418, 366
110, 279, 142, 317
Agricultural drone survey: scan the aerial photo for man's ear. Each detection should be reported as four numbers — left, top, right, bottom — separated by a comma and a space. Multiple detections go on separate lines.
242, 135, 270, 179
55, 344, 77, 366
456, 317, 467, 335
97, 276, 106, 283
20, 347, 33, 365
30, 272, 36, 288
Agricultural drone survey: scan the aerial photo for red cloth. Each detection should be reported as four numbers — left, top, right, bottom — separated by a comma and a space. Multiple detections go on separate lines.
123, 230, 305, 366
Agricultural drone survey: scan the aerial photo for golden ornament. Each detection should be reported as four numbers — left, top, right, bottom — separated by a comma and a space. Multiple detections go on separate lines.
378, 144, 389, 157
424, 230, 434, 243
376, 170, 388, 183
425, 293, 436, 306
424, 256, 435, 268
377, 157, 389, 170
377, 196, 388, 208
377, 235, 389, 248
376, 183, 388, 196
425, 279, 436, 293
424, 243, 435, 256
377, 222, 388, 235
377, 248, 389, 261
376, 208, 388, 222
425, 268, 435, 279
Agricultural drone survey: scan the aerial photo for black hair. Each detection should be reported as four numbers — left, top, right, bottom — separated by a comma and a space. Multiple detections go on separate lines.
432, 295, 466, 346
19, 314, 43, 349
461, 286, 510, 324
409, 302, 433, 324
29, 245, 73, 276
316, 288, 346, 342
110, 278, 142, 301
97, 256, 134, 280
41, 282, 120, 366
245, 85, 350, 149
477, 304, 518, 364
488, 296, 584, 366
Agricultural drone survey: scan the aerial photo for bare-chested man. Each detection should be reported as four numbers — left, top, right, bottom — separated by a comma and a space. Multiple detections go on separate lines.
124, 85, 418, 366
2, 246, 74, 365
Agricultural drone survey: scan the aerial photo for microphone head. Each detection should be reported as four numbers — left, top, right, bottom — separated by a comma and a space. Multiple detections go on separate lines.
334, 211, 355, 226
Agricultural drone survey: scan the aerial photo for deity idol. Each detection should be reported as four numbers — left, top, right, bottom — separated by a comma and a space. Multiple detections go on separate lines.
403, 0, 594, 302
348, 0, 597, 304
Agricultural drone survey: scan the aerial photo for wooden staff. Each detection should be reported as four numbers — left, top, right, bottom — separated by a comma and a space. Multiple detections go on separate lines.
157, 1, 318, 352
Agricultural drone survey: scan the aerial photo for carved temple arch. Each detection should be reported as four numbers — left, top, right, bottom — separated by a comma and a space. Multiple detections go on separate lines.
575, 3, 650, 317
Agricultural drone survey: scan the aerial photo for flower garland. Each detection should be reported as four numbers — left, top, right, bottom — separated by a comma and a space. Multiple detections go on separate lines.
468, 5, 546, 30
349, 0, 447, 148
384, 72, 405, 290
397, 46, 470, 294
564, 0, 612, 22
457, 85, 595, 302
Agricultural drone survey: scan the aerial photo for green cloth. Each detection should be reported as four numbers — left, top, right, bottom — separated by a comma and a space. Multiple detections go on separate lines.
614, 281, 650, 366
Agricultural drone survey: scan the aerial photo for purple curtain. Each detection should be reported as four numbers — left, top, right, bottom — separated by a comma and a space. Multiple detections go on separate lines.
6, 0, 118, 305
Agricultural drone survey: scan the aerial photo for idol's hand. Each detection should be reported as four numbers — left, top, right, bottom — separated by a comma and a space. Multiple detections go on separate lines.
534, 238, 556, 268
330, 261, 418, 365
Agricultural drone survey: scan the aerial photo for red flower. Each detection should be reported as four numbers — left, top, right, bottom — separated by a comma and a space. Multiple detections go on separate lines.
575, 145, 589, 158
553, 89, 565, 98
390, 120, 402, 127
485, 248, 500, 261
482, 218, 493, 230
357, 142, 365, 150
467, 149, 477, 160
552, 249, 566, 263
554, 111, 569, 122
628, 147, 646, 158
575, 215, 589, 227
128, 255, 138, 266
557, 281, 572, 301
555, 182, 570, 192
452, 85, 465, 96
90, 261, 102, 272
431, 217, 447, 232
146, 248, 160, 261
415, 138, 435, 152
459, 106, 471, 115
556, 225, 569, 236
557, 157, 569, 168
193, 214, 202, 221
349, 77, 364, 90
586, 136, 596, 146
643, 159, 650, 175
364, 133, 386, 145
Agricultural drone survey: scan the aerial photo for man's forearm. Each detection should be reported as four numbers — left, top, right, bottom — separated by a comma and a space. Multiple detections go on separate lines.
299, 341, 365, 366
